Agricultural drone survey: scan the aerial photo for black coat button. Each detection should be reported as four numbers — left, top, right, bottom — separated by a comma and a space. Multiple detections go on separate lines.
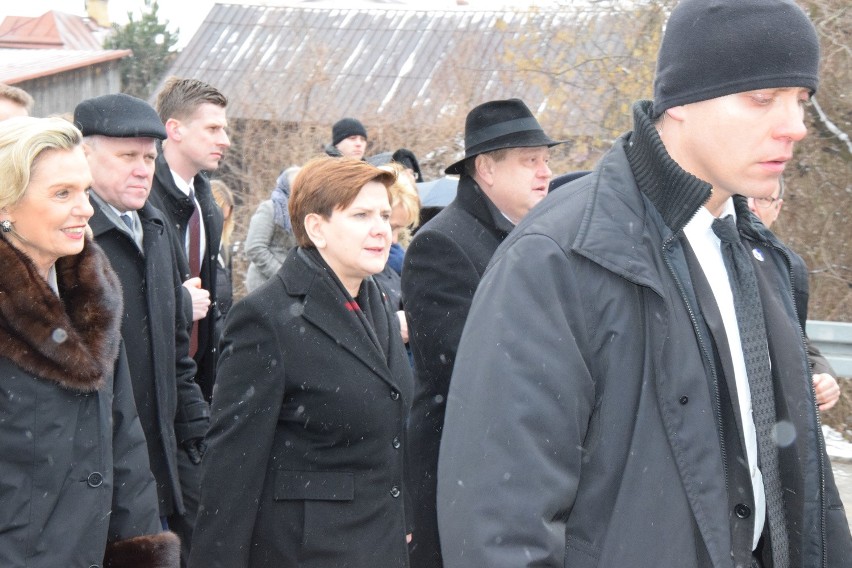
390, 486, 401, 498
392, 437, 401, 449
390, 390, 400, 400
87, 472, 104, 488
735, 503, 751, 519
679, 396, 689, 405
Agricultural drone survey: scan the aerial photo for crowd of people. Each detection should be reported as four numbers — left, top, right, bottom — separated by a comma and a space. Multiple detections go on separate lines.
0, 0, 850, 567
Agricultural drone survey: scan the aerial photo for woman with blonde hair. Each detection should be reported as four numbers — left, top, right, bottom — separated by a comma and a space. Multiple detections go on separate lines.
210, 179, 236, 317
0, 116, 178, 566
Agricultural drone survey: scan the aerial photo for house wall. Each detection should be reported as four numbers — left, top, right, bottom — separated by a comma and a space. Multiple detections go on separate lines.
17, 60, 123, 117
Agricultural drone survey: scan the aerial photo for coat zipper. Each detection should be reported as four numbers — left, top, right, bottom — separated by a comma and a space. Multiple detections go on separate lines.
662, 237, 729, 493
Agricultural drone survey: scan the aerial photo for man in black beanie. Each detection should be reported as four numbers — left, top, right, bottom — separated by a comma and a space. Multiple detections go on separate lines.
325, 117, 368, 159
436, 1, 852, 567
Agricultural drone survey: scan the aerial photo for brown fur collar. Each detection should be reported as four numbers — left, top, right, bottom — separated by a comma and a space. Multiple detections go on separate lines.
104, 531, 181, 568
0, 235, 123, 391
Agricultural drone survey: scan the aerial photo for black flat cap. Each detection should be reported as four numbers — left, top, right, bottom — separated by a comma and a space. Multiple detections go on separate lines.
74, 93, 166, 140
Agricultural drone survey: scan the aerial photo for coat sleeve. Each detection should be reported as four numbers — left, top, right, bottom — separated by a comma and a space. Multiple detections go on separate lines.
188, 294, 287, 567
437, 234, 595, 567
400, 228, 482, 543
105, 342, 180, 567
787, 249, 837, 376
244, 201, 286, 281
172, 260, 209, 444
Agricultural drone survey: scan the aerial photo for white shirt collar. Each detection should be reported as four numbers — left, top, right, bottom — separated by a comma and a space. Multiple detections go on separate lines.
170, 169, 195, 197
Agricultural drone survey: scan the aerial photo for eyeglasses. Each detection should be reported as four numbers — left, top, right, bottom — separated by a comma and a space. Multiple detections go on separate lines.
754, 196, 783, 209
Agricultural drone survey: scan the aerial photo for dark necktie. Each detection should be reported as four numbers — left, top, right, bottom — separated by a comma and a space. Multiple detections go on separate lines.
188, 190, 201, 278
712, 214, 788, 568
121, 213, 134, 234
188, 190, 201, 356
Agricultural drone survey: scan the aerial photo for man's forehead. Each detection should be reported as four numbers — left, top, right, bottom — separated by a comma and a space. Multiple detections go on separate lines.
507, 146, 549, 156
99, 136, 158, 150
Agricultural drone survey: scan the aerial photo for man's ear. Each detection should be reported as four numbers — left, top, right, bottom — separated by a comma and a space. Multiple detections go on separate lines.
304, 213, 326, 249
165, 118, 182, 141
474, 154, 495, 187
664, 105, 687, 122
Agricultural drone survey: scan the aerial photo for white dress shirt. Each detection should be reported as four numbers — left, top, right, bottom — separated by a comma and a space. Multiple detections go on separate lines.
170, 170, 206, 270
683, 199, 765, 550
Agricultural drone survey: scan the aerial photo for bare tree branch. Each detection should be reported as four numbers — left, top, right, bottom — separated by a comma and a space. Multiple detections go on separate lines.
811, 98, 852, 155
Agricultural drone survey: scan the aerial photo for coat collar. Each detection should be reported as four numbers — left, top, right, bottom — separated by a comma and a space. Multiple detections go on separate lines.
153, 152, 212, 221
454, 175, 515, 236
0, 236, 123, 391
278, 248, 399, 390
89, 196, 165, 240
571, 100, 716, 292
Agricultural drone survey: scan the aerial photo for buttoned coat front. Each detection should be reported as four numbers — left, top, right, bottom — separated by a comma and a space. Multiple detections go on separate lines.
190, 247, 413, 568
88, 198, 209, 517
0, 237, 179, 567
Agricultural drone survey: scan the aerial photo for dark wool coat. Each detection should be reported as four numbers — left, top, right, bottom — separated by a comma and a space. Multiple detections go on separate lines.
149, 152, 224, 401
89, 197, 209, 517
189, 248, 413, 568
437, 101, 852, 567
400, 175, 512, 567
0, 236, 180, 568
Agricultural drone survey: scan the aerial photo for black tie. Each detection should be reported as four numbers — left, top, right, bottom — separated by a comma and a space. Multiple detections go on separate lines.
187, 190, 201, 357
121, 213, 134, 234
712, 214, 788, 568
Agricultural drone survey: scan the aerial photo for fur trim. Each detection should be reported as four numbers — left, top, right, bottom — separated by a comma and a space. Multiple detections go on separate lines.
103, 531, 181, 568
0, 236, 123, 391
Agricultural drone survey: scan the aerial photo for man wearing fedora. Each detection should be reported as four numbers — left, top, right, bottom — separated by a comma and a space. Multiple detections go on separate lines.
401, 98, 560, 567
436, 1, 851, 567
74, 93, 210, 564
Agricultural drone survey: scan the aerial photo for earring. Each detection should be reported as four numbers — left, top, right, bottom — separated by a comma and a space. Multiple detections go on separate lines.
0, 220, 11, 233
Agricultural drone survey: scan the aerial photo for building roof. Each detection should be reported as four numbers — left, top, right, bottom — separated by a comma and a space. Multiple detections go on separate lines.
161, 3, 651, 136
0, 48, 132, 84
0, 11, 106, 50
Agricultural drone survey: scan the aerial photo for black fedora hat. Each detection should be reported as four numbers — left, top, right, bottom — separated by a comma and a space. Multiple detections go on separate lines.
445, 98, 562, 175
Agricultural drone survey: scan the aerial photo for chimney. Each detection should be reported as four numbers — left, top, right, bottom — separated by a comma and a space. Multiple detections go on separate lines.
85, 0, 110, 28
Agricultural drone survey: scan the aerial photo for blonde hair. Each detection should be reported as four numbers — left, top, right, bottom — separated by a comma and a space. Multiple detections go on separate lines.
380, 162, 421, 246
210, 179, 235, 247
0, 116, 82, 210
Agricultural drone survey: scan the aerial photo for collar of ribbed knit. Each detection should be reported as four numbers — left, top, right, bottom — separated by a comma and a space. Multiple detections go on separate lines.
623, 100, 713, 235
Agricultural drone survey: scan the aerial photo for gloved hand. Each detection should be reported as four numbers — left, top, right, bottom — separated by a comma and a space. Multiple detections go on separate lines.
183, 438, 207, 465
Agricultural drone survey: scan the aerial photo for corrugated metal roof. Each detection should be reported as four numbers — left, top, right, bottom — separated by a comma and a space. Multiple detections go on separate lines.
162, 3, 649, 134
0, 12, 106, 50
0, 49, 132, 84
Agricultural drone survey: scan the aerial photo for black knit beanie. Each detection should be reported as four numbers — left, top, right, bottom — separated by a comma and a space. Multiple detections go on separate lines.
332, 118, 368, 146
653, 0, 820, 117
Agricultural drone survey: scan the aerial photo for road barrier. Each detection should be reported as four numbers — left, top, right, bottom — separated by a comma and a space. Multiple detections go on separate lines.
807, 320, 852, 378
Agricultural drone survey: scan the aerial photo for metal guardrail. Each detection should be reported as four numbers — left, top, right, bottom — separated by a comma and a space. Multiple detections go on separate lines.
807, 320, 852, 378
